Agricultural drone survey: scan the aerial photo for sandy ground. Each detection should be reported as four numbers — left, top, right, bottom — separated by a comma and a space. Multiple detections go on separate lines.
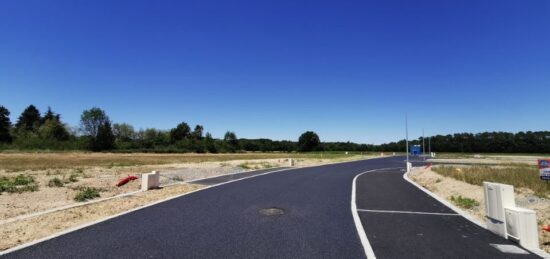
410, 167, 550, 253
0, 154, 375, 252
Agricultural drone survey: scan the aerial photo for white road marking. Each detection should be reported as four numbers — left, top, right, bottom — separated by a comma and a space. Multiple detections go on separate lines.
351, 166, 404, 259
356, 209, 459, 216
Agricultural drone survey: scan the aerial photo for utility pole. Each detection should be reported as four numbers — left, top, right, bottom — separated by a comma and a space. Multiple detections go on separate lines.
406, 114, 409, 165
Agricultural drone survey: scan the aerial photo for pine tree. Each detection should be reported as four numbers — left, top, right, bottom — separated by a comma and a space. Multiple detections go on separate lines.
0, 106, 12, 143
15, 105, 41, 132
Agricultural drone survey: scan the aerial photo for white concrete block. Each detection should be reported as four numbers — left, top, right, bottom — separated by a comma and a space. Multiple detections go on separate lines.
141, 171, 160, 191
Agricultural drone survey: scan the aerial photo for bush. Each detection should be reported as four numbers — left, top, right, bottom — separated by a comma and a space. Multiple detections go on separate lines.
48, 177, 64, 187
74, 187, 101, 202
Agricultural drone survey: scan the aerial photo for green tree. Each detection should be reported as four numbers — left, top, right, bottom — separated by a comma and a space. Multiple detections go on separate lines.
170, 122, 191, 143
80, 108, 109, 138
113, 123, 135, 142
80, 107, 114, 151
0, 106, 12, 143
298, 131, 320, 152
15, 105, 41, 132
38, 119, 70, 141
204, 132, 217, 153
41, 107, 60, 124
191, 125, 204, 140
92, 121, 115, 151
223, 131, 239, 152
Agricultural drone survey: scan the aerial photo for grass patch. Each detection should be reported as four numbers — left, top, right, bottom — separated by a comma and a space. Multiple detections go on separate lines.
450, 195, 479, 209
433, 165, 550, 198
47, 177, 64, 187
0, 174, 39, 194
74, 187, 101, 202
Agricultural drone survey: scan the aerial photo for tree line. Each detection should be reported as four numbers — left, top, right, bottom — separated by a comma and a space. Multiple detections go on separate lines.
379, 132, 550, 154
0, 105, 331, 152
1, 105, 549, 153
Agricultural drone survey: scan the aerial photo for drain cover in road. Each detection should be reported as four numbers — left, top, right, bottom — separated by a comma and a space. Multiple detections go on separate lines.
259, 207, 285, 216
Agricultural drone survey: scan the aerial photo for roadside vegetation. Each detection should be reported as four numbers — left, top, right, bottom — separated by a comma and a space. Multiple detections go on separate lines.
450, 195, 480, 210
73, 187, 102, 202
433, 165, 550, 198
0, 174, 38, 194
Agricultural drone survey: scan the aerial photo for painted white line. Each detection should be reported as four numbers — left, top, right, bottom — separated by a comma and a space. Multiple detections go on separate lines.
357, 209, 459, 216
1, 156, 391, 256
351, 166, 403, 259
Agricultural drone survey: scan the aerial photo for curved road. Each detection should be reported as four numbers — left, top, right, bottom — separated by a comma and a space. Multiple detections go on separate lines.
2, 156, 540, 258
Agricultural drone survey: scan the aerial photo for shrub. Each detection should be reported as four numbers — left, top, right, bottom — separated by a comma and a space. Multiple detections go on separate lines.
0, 174, 38, 194
74, 187, 101, 202
48, 177, 64, 187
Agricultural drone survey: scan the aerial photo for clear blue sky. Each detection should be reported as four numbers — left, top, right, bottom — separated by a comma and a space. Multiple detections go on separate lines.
1, 0, 549, 144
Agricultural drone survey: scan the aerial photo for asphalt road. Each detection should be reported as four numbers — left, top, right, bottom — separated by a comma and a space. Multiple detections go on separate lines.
3, 157, 406, 258
356, 168, 540, 258
189, 167, 290, 186
2, 156, 540, 258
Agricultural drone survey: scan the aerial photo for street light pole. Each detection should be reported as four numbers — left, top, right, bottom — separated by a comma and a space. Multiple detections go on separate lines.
406, 114, 409, 165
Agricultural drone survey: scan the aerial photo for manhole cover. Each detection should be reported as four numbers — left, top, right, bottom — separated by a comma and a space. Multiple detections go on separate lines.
259, 207, 285, 216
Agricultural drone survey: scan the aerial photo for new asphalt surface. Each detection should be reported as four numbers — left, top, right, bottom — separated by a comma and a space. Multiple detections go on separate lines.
189, 167, 290, 186
356, 168, 540, 258
1, 156, 540, 258
2, 156, 406, 258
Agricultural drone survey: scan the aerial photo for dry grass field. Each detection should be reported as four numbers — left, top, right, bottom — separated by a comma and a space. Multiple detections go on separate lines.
0, 152, 363, 171
433, 165, 550, 198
